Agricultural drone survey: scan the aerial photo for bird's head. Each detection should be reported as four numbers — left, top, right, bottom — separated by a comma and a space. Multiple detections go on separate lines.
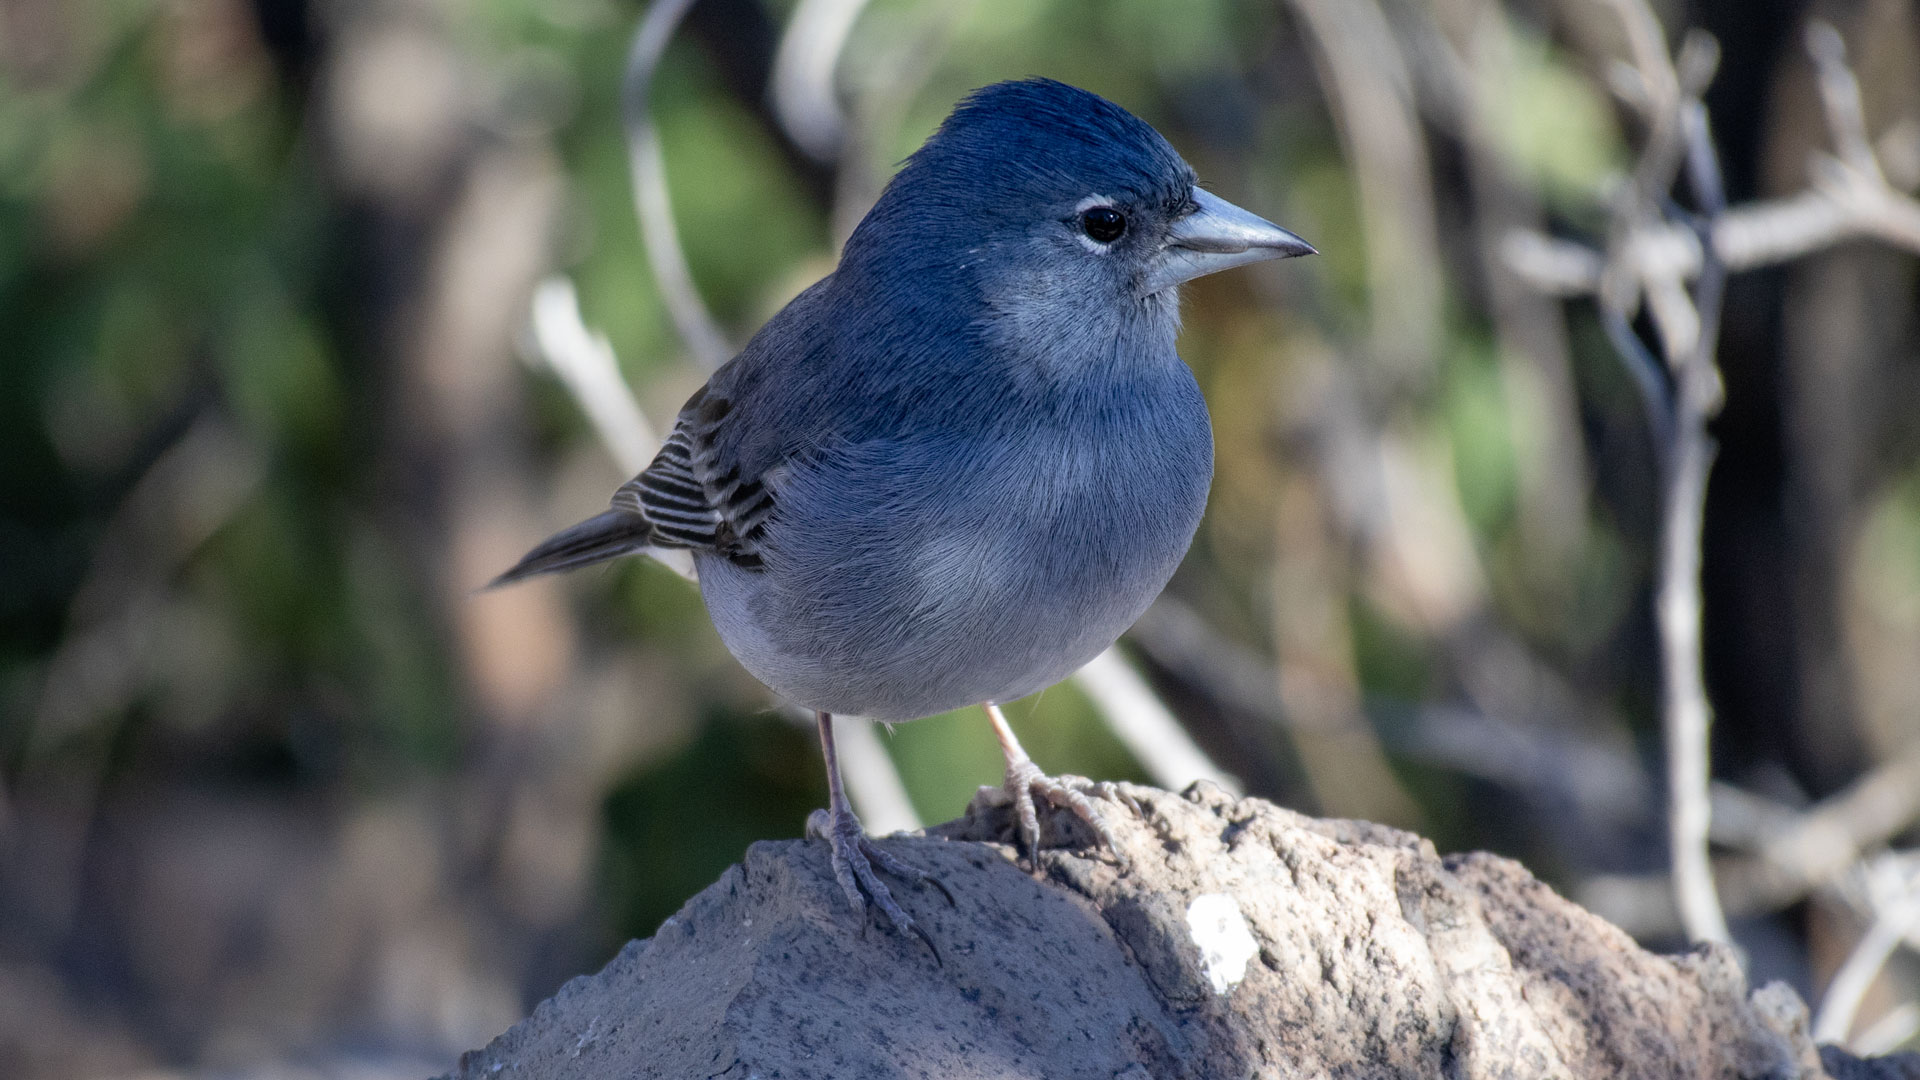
842, 79, 1314, 317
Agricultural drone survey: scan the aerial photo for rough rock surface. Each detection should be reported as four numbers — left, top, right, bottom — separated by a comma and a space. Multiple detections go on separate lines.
446, 782, 1918, 1079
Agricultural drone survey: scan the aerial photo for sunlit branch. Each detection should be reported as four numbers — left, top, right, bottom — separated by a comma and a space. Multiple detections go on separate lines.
621, 0, 733, 371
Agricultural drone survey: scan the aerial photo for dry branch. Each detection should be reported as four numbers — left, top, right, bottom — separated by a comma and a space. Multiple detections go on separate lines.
1816, 857, 1920, 1047
1483, 7, 1920, 1043
1502, 4, 1920, 954
621, 0, 733, 371
1504, 24, 1920, 299
1507, 12, 1920, 971
1583, 743, 1920, 972
1577, 0, 1735, 948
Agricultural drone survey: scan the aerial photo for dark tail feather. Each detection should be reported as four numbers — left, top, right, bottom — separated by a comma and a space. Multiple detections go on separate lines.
487, 510, 655, 588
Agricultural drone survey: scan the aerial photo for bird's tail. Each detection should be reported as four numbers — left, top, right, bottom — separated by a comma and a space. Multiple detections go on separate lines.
488, 509, 656, 588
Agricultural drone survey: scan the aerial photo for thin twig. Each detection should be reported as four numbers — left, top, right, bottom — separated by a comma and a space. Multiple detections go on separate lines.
1286, 0, 1443, 381
1580, 742, 1920, 938
1587, 1, 1731, 946
525, 276, 695, 581
529, 277, 659, 473
1851, 1002, 1920, 1057
1813, 858, 1920, 1047
769, 0, 876, 163
621, 0, 733, 371
1805, 22, 1882, 183
1655, 366, 1726, 944
1753, 744, 1920, 906
1598, 303, 1676, 457
1660, 95, 1732, 948
829, 713, 923, 834
1504, 21, 1920, 297
1073, 648, 1242, 796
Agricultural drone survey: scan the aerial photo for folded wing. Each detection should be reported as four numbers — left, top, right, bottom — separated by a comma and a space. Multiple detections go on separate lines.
489, 385, 775, 587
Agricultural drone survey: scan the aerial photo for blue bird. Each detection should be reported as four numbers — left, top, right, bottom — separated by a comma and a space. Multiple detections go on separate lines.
494, 78, 1313, 942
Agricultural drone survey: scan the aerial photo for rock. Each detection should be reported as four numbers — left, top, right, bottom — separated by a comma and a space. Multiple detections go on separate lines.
445, 782, 1918, 1079
1822, 1045, 1920, 1080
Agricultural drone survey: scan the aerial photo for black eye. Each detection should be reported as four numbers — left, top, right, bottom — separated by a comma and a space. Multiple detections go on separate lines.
1080, 205, 1126, 244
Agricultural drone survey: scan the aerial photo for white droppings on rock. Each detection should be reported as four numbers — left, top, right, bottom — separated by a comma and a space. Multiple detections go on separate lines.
1186, 892, 1258, 995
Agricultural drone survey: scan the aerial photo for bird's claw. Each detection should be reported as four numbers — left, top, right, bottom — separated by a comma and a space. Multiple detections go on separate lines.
1090, 779, 1145, 817
805, 806, 950, 959
1000, 760, 1134, 871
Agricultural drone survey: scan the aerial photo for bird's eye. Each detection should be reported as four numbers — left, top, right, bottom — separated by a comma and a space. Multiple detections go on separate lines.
1080, 206, 1126, 244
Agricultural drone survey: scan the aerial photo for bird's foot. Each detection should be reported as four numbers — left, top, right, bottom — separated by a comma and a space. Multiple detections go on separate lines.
998, 758, 1136, 871
805, 805, 951, 957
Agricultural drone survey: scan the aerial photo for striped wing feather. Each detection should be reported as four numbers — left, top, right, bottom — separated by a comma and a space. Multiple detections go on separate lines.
614, 389, 774, 569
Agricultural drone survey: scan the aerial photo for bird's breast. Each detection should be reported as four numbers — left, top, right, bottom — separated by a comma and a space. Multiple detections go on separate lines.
700, 364, 1213, 720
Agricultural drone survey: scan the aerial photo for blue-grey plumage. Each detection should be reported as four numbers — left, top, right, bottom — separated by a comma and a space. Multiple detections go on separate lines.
697, 336, 1212, 721
492, 78, 1313, 941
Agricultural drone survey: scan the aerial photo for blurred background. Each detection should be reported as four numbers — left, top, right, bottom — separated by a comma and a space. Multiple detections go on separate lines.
3, 0, 1919, 1075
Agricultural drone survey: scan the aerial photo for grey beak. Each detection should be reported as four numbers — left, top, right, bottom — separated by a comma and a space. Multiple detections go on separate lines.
1143, 187, 1316, 296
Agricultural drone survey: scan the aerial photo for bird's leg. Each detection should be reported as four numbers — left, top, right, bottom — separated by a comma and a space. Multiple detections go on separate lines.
984, 702, 1130, 869
804, 711, 948, 952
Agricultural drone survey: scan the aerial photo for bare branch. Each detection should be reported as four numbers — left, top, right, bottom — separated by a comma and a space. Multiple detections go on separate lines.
1581, 742, 1920, 937
1505, 21, 1920, 299
1581, 0, 1733, 947
1756, 744, 1920, 898
1806, 22, 1883, 183
1851, 1002, 1920, 1058
1813, 857, 1920, 1047
528, 277, 659, 474
829, 713, 923, 834
1286, 0, 1444, 379
525, 276, 695, 581
769, 0, 876, 163
621, 0, 733, 371
1073, 648, 1242, 796
1654, 396, 1726, 945
1600, 0, 1677, 117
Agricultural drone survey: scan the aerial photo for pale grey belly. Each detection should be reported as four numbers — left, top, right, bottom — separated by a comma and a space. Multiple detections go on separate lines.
695, 483, 1201, 721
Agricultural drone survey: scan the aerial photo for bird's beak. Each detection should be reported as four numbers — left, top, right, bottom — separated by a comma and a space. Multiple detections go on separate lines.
1142, 186, 1316, 296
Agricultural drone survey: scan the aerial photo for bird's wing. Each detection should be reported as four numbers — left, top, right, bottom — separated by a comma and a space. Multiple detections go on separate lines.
605, 270, 939, 570
610, 381, 779, 570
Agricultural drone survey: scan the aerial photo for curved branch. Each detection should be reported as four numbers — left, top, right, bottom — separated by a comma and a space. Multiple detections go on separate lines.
621, 0, 734, 371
